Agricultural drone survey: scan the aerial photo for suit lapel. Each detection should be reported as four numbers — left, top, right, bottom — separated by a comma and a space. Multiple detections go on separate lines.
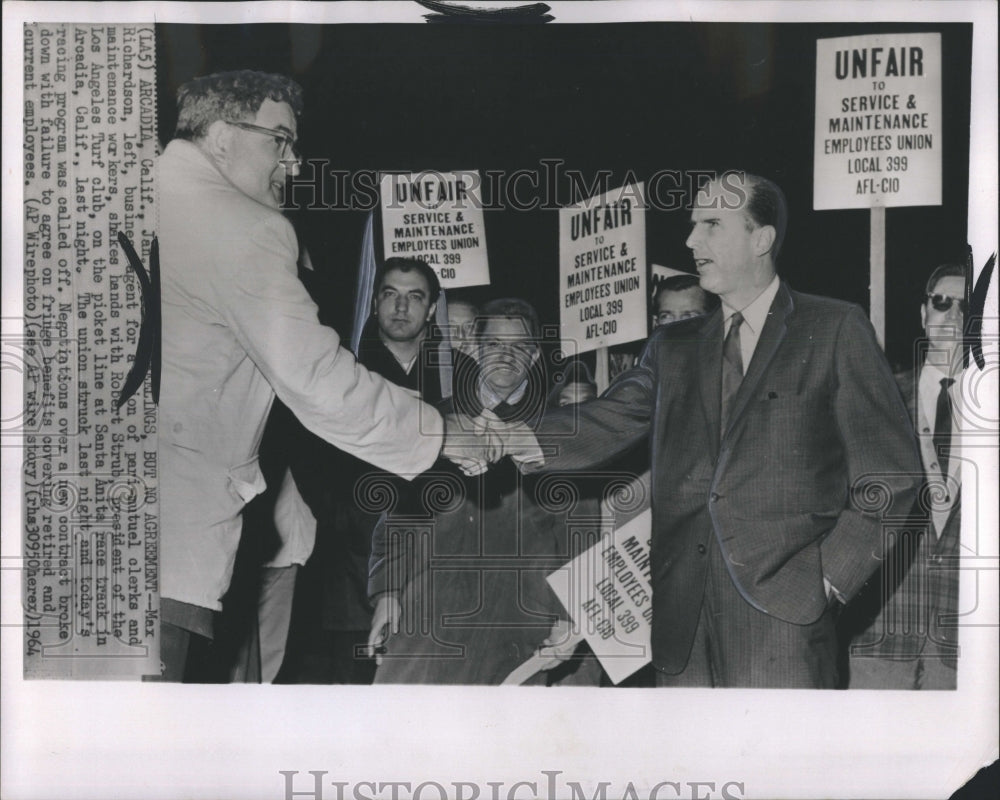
898, 367, 919, 427
914, 363, 964, 543
697, 309, 724, 458
722, 281, 793, 441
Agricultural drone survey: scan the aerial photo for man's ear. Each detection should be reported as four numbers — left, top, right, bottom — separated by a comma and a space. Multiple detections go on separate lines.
203, 119, 233, 161
920, 302, 927, 332
427, 302, 438, 323
753, 224, 777, 257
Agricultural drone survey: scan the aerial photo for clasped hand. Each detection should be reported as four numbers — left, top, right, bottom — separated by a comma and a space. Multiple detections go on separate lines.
441, 413, 542, 476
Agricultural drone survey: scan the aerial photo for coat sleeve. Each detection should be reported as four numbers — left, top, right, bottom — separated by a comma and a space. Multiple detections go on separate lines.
367, 512, 392, 599
820, 305, 923, 602
218, 213, 443, 478
525, 337, 658, 472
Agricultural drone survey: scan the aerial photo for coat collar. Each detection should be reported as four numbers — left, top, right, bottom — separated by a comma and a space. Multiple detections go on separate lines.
698, 280, 795, 454
724, 280, 794, 439
697, 308, 724, 457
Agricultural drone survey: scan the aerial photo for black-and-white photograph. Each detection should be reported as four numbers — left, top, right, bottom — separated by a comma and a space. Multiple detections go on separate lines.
3, 2, 997, 799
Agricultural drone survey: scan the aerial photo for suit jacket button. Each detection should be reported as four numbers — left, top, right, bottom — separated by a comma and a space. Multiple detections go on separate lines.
710, 492, 719, 502
697, 544, 707, 554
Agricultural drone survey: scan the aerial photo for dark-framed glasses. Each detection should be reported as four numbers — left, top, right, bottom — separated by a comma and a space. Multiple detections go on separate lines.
223, 119, 299, 160
926, 293, 967, 315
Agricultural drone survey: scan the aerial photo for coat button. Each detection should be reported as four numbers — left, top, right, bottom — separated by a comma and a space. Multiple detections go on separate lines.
710, 492, 719, 502
697, 544, 707, 554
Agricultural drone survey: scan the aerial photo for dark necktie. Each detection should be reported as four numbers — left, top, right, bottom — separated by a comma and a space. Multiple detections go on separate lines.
721, 311, 744, 431
934, 377, 955, 476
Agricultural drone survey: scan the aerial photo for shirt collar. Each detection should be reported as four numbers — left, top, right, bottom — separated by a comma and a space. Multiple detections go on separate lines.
919, 361, 950, 403
166, 138, 221, 180
721, 274, 780, 335
165, 138, 251, 201
478, 376, 529, 410
921, 361, 948, 384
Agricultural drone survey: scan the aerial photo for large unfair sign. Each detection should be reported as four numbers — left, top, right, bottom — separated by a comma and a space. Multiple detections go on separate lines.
22, 25, 159, 678
380, 171, 490, 288
559, 184, 647, 353
814, 33, 941, 209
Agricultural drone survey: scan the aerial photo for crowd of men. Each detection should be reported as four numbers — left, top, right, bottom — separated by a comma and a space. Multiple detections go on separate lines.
153, 69, 966, 689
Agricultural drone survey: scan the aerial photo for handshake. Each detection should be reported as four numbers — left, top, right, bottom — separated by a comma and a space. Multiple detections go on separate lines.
440, 413, 545, 476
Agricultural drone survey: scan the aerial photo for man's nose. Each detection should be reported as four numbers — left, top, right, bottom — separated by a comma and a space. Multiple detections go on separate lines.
395, 295, 409, 311
281, 155, 301, 178
945, 302, 963, 322
685, 228, 698, 249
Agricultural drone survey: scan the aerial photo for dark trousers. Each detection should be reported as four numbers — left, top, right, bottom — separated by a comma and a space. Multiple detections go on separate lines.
143, 598, 215, 682
655, 537, 840, 688
326, 630, 376, 684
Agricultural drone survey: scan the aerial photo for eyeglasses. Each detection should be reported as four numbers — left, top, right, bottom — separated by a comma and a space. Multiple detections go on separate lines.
223, 119, 300, 161
926, 293, 967, 315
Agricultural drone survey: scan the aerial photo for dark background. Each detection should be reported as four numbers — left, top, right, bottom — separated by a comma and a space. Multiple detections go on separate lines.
155, 21, 973, 369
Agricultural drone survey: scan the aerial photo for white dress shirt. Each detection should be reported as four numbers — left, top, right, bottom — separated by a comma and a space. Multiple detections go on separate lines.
721, 274, 781, 369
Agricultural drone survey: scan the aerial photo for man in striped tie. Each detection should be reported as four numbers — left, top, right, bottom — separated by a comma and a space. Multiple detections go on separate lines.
515, 171, 922, 687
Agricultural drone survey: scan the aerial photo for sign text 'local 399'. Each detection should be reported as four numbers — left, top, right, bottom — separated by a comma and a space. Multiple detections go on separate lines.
814, 33, 941, 210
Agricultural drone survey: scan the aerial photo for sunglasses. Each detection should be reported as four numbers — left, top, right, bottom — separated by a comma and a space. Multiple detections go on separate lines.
223, 119, 300, 160
926, 293, 967, 314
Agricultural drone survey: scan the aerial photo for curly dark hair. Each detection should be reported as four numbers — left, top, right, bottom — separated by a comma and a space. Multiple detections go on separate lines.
174, 70, 303, 141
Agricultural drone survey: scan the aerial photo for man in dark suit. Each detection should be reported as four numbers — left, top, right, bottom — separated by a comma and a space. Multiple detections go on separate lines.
845, 263, 965, 689
512, 171, 922, 687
